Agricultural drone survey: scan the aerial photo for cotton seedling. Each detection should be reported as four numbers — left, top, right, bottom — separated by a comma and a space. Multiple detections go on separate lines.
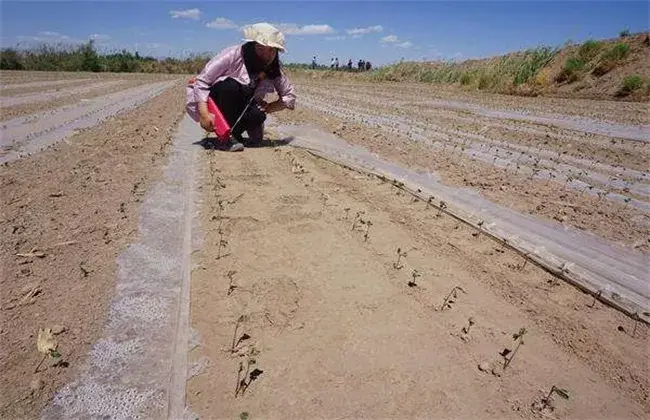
227, 270, 237, 296
351, 211, 365, 231
632, 312, 641, 338
234, 346, 262, 397
587, 290, 602, 308
361, 219, 373, 242
462, 317, 476, 334
216, 226, 228, 260
35, 328, 61, 373
437, 201, 447, 217
408, 269, 421, 287
230, 315, 248, 353
534, 385, 570, 413
501, 327, 527, 369
440, 286, 467, 310
393, 248, 407, 269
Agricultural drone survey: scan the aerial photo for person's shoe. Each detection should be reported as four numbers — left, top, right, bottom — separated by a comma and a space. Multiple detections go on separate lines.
224, 140, 244, 152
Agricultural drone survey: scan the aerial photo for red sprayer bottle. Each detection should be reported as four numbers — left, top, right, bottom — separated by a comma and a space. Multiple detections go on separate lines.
207, 97, 231, 142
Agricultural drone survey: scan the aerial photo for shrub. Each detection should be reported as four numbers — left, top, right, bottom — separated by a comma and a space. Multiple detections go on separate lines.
577, 40, 604, 61
556, 57, 585, 83
593, 43, 630, 76
460, 72, 473, 85
602, 43, 630, 61
617, 75, 644, 96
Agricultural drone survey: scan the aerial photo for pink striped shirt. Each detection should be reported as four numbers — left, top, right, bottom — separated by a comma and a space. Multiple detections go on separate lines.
185, 44, 297, 122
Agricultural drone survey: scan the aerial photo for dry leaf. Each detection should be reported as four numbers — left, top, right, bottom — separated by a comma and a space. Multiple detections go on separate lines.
37, 328, 57, 355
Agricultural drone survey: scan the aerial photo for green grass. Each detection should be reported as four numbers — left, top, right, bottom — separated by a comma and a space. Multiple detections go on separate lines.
367, 45, 559, 92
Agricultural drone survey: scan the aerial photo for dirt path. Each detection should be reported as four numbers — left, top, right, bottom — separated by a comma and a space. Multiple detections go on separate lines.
273, 80, 650, 253
0, 80, 186, 419
186, 138, 649, 419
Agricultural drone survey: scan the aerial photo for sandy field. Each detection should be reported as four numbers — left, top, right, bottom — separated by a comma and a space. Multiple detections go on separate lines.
0, 71, 647, 419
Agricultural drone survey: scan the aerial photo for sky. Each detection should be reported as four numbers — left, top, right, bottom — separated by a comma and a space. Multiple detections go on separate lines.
1, 1, 648, 66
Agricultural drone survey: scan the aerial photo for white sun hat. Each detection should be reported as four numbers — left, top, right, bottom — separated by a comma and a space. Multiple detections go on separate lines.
242, 22, 286, 52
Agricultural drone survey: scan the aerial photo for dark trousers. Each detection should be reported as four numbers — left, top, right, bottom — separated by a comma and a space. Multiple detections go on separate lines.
208, 78, 266, 140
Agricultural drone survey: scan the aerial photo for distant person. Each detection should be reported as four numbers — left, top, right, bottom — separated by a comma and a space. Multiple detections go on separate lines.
358, 59, 364, 71
365, 60, 372, 71
330, 58, 335, 69
347, 59, 353, 70
186, 22, 296, 151
335, 57, 339, 70
311, 56, 317, 69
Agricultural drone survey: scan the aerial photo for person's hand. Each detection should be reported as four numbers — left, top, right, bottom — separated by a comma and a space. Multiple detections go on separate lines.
257, 99, 269, 112
259, 99, 285, 114
199, 113, 214, 132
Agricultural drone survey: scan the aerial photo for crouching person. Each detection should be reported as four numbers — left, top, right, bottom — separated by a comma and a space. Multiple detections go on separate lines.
186, 22, 296, 151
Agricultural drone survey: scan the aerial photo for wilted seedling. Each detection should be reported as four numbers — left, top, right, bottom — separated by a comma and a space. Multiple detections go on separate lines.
361, 219, 373, 242
230, 315, 248, 353
351, 211, 365, 231
501, 327, 527, 369
440, 286, 467, 310
227, 270, 237, 296
587, 289, 602, 308
217, 237, 228, 260
462, 317, 476, 334
35, 328, 61, 373
632, 312, 641, 338
437, 201, 447, 217
235, 345, 263, 397
393, 247, 407, 269
533, 385, 570, 414
408, 269, 421, 287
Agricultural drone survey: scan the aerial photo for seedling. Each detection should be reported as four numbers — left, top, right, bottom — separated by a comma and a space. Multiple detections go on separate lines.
440, 286, 467, 310
393, 247, 407, 269
361, 219, 373, 242
501, 327, 527, 369
351, 211, 365, 231
632, 312, 641, 338
437, 201, 447, 217
462, 317, 476, 334
517, 255, 529, 271
227, 270, 237, 295
230, 315, 247, 353
35, 328, 61, 373
587, 289, 602, 308
235, 346, 263, 397
408, 269, 421, 287
535, 385, 570, 413
217, 236, 228, 260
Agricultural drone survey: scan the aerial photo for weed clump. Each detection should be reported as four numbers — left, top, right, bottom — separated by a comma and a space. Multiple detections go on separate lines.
617, 75, 644, 96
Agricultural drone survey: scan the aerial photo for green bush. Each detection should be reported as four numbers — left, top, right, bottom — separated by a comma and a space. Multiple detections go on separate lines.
577, 40, 604, 61
556, 57, 585, 83
592, 43, 630, 76
602, 43, 630, 61
618, 75, 644, 95
460, 72, 473, 85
